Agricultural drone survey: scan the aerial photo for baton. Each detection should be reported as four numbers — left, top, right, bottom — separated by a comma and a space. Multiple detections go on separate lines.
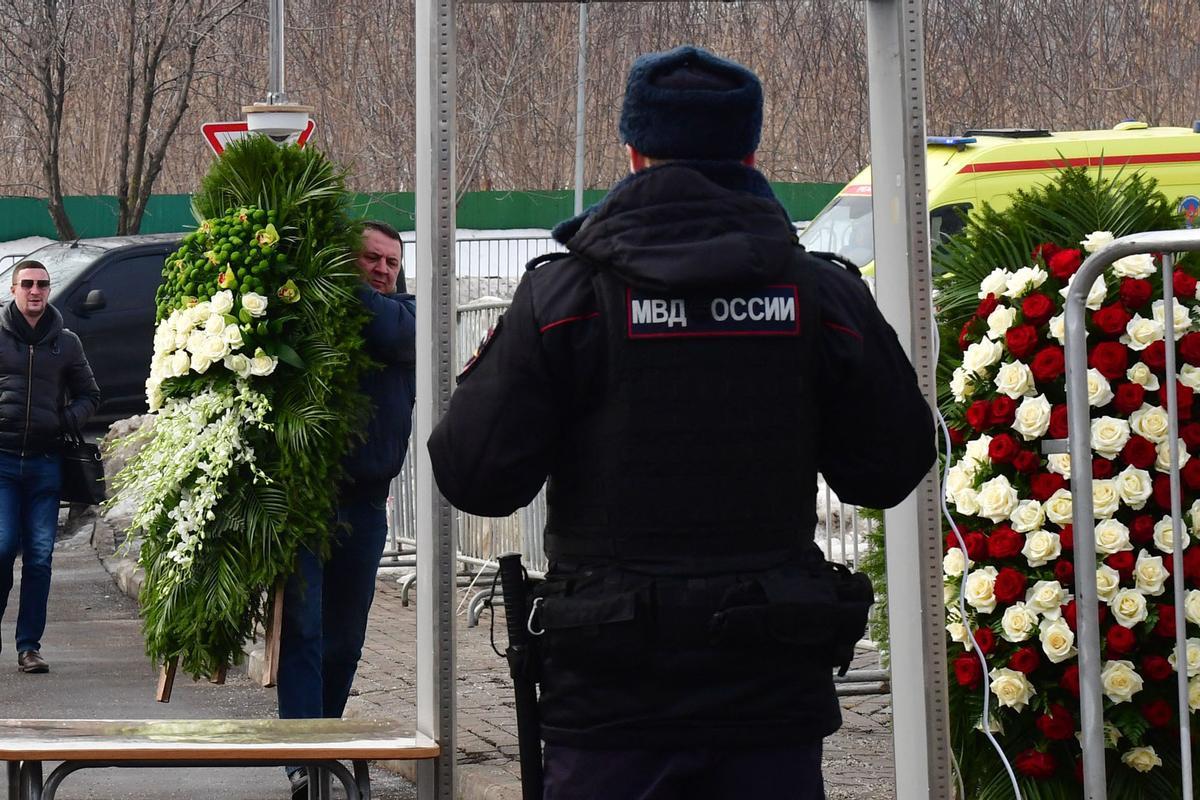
498, 552, 543, 800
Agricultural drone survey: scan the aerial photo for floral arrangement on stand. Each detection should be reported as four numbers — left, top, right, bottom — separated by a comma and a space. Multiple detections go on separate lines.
110, 136, 371, 679
937, 166, 1200, 798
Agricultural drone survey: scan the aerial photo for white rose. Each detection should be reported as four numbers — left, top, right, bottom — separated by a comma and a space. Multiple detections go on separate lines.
197, 333, 230, 362
978, 268, 1010, 299
222, 324, 244, 350
1170, 638, 1200, 678
1110, 588, 1149, 628
1043, 488, 1074, 526
1009, 499, 1046, 533
994, 361, 1037, 399
964, 435, 992, 468
1094, 518, 1132, 554
1025, 580, 1069, 619
953, 487, 981, 516
173, 330, 190, 350
946, 619, 970, 648
1039, 618, 1076, 664
168, 350, 190, 378
1134, 551, 1168, 596
210, 289, 234, 315
1048, 314, 1066, 345
1046, 453, 1071, 479
989, 667, 1035, 711
950, 368, 973, 402
1060, 273, 1107, 310
190, 353, 213, 374
1121, 747, 1163, 773
241, 291, 269, 318
1000, 602, 1039, 643
985, 305, 1018, 340
1126, 362, 1161, 391
1130, 404, 1170, 443
1092, 479, 1120, 519
1100, 659, 1144, 704
249, 348, 279, 377
146, 381, 163, 412
1152, 298, 1193, 340
153, 324, 174, 355
1081, 230, 1115, 253
977, 475, 1019, 523
185, 329, 206, 355
1086, 368, 1114, 407
944, 464, 971, 502
1191, 676, 1200, 711
963, 338, 1004, 376
223, 353, 252, 379
1091, 417, 1131, 459
174, 309, 195, 335
1191, 499, 1200, 534
1096, 565, 1121, 602
1113, 252, 1156, 279
1186, 590, 1200, 626
1012, 394, 1051, 440
1120, 315, 1164, 351
203, 313, 226, 337
1022, 530, 1061, 568
1115, 465, 1153, 510
189, 300, 212, 322
1004, 266, 1049, 299
963, 566, 999, 613
1181, 365, 1200, 391
1154, 516, 1191, 554
1155, 439, 1191, 474
943, 547, 969, 577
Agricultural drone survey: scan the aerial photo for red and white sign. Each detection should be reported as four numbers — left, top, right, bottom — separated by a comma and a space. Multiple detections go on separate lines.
201, 119, 315, 155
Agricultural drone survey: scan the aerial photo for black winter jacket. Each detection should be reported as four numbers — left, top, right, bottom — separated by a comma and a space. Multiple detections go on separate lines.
0, 302, 101, 456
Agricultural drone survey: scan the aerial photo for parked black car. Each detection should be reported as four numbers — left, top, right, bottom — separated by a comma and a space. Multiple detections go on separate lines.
1, 234, 181, 429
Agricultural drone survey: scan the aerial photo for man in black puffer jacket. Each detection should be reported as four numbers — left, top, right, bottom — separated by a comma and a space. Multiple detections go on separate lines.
429, 47, 934, 798
0, 259, 100, 674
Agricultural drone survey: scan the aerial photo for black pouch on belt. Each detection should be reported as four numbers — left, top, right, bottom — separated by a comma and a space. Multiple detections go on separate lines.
532, 574, 650, 672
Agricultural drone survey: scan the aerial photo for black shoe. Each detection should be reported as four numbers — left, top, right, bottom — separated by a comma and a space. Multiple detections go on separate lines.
288, 770, 308, 800
17, 650, 49, 673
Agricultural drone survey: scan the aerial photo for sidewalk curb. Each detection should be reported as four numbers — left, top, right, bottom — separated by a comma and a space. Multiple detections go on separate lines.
91, 514, 524, 800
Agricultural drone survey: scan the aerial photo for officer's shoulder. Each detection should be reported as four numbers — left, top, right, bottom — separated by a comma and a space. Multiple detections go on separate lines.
796, 248, 873, 298
521, 252, 596, 329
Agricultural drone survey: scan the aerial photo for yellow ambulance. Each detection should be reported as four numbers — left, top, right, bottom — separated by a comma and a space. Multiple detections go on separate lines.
796, 123, 1200, 276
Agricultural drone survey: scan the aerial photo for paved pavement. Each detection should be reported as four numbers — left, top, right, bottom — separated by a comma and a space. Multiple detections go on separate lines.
86, 506, 897, 799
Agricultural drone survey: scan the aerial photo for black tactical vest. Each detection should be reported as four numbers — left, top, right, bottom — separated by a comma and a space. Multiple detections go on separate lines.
544, 250, 822, 571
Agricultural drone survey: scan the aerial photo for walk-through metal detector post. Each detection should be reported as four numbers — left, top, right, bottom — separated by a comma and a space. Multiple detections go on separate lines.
865, 1, 952, 797
415, 0, 458, 795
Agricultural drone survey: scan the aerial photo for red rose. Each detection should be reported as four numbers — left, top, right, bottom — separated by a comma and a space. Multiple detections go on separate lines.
988, 433, 1020, 464
965, 400, 991, 431
990, 396, 1017, 426
971, 625, 995, 655
1012, 450, 1041, 474
1141, 699, 1173, 728
1112, 382, 1146, 415
1059, 524, 1074, 550
961, 531, 987, 561
1036, 703, 1076, 741
1106, 551, 1134, 578
1158, 382, 1194, 421
1184, 459, 1200, 491
1120, 277, 1153, 309
987, 526, 1024, 559
1004, 324, 1040, 359
1009, 646, 1040, 674
1184, 423, 1200, 450
1091, 302, 1132, 337
1029, 472, 1066, 501
1089, 341, 1129, 380
1186, 548, 1200, 587
1048, 404, 1069, 438
1175, 271, 1199, 304
953, 652, 982, 689
1054, 559, 1074, 585
1030, 346, 1066, 383
1142, 654, 1173, 681
1154, 605, 1176, 639
1062, 664, 1081, 696
1122, 436, 1157, 470
1048, 248, 1083, 280
1182, 332, 1200, 366
1063, 598, 1107, 631
1105, 624, 1136, 655
1143, 340, 1167, 372
975, 293, 1000, 320
1129, 515, 1155, 545
993, 567, 1028, 605
1154, 473, 1179, 510
1033, 242, 1062, 263
1015, 749, 1056, 780
948, 426, 967, 447
1022, 293, 1055, 326
958, 320, 975, 351
1092, 457, 1114, 479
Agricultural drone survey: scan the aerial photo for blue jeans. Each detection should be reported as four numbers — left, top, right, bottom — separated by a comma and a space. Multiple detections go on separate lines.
0, 450, 62, 654
277, 497, 389, 721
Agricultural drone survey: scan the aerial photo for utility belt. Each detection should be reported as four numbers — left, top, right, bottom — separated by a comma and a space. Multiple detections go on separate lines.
526, 555, 874, 677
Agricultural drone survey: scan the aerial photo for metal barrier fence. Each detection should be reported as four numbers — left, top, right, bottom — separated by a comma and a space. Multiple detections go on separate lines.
400, 235, 565, 304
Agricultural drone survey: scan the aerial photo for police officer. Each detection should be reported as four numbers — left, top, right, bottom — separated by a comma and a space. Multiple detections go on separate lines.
429, 45, 935, 800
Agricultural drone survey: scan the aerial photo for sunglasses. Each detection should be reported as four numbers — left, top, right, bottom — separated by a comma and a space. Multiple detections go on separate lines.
16, 280, 50, 290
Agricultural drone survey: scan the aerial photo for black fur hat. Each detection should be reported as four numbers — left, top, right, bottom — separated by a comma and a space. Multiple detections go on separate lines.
618, 45, 763, 161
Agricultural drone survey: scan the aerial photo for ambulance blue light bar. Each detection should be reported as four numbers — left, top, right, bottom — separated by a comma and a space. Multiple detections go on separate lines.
927, 135, 977, 148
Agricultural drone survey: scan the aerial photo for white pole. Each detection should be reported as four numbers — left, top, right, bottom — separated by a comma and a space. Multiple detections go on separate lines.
267, 0, 286, 103
573, 1, 589, 216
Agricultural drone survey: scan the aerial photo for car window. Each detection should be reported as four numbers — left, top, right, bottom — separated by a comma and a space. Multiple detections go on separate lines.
85, 254, 166, 313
